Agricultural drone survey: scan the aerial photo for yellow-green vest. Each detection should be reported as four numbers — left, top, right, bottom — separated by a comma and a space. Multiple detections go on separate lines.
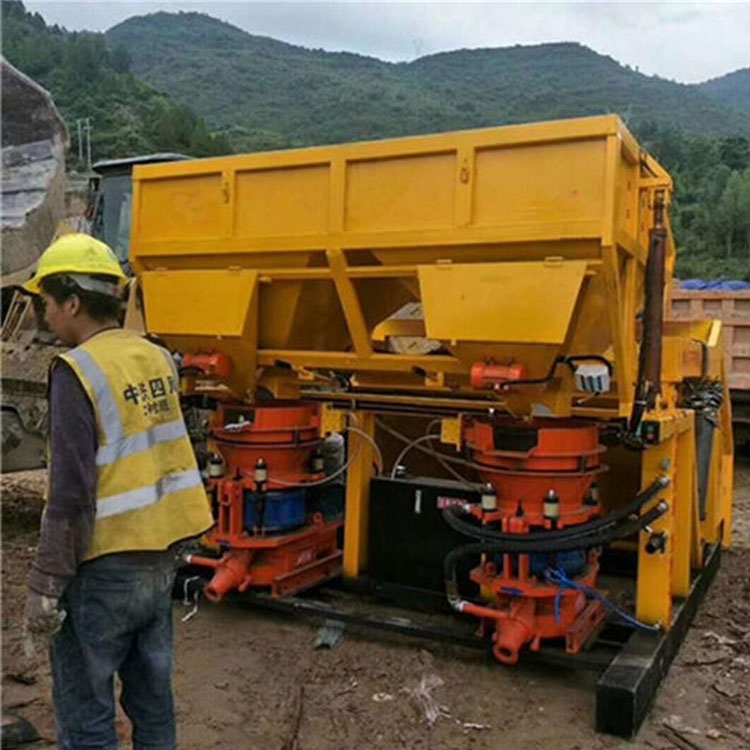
56, 329, 213, 561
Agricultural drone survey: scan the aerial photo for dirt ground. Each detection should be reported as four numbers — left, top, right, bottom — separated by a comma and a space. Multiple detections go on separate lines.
2, 462, 750, 750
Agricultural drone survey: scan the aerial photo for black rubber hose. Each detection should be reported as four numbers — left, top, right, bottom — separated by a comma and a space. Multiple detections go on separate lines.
444, 501, 668, 580
442, 476, 667, 545
508, 354, 614, 387
628, 197, 667, 435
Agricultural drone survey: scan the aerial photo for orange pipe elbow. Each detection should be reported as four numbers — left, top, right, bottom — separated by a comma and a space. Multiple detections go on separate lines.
185, 554, 221, 569
189, 550, 254, 602
459, 599, 535, 665
492, 617, 534, 665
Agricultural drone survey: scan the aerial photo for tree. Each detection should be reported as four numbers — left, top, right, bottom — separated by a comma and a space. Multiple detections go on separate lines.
711, 170, 750, 259
719, 136, 750, 171
111, 45, 131, 74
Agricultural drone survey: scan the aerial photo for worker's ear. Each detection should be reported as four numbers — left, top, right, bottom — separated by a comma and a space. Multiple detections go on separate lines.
65, 293, 82, 317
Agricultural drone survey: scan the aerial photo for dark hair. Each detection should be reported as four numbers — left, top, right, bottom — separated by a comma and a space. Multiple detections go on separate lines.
39, 273, 123, 322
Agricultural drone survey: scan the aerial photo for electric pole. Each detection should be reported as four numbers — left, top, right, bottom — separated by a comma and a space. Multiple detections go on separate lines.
75, 118, 92, 169
85, 117, 92, 171
76, 119, 83, 163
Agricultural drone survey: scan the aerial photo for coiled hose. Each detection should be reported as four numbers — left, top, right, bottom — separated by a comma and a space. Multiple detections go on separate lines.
444, 499, 669, 601
442, 475, 668, 546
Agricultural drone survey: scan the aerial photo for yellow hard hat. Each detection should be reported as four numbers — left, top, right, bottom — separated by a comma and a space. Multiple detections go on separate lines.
22, 233, 127, 295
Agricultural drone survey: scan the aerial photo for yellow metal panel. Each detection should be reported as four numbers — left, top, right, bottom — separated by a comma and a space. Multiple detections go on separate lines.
320, 403, 347, 435
343, 412, 375, 578
616, 158, 640, 240
718, 365, 734, 547
257, 349, 464, 373
454, 147, 474, 228
345, 153, 456, 232
326, 249, 372, 356
233, 164, 330, 236
637, 435, 677, 627
672, 415, 696, 597
131, 222, 605, 259
701, 418, 727, 546
418, 260, 587, 344
602, 135, 618, 248
720, 454, 734, 547
371, 316, 425, 341
128, 116, 677, 417
473, 140, 605, 227
142, 269, 258, 336
601, 246, 634, 413
136, 172, 224, 241
440, 417, 462, 448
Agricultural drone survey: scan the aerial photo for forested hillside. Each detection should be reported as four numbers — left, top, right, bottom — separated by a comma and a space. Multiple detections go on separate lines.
108, 11, 750, 150
1, 1, 232, 163
104, 11, 750, 279
699, 69, 750, 118
3, 2, 749, 278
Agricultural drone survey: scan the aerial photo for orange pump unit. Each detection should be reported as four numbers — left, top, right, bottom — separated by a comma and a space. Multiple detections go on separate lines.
451, 418, 607, 663
186, 401, 342, 600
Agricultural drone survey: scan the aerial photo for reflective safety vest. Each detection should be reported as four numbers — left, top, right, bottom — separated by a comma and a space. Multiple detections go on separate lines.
56, 328, 213, 561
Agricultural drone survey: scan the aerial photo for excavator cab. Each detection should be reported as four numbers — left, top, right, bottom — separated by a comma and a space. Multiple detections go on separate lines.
86, 154, 188, 272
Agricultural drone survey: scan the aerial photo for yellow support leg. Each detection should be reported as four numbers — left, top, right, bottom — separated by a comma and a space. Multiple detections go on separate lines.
636, 427, 677, 628
672, 414, 696, 598
701, 423, 726, 546
343, 411, 375, 578
720, 453, 734, 548
718, 369, 734, 548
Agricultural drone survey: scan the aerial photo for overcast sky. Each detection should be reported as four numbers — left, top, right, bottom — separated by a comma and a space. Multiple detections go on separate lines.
23, 1, 750, 84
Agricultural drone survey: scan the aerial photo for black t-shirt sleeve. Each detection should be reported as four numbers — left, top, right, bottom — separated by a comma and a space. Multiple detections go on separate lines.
28, 360, 98, 597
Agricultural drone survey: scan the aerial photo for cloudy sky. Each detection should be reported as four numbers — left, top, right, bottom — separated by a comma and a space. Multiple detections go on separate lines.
24, 1, 750, 84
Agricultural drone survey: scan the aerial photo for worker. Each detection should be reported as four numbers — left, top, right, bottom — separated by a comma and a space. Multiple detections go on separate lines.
21, 233, 213, 750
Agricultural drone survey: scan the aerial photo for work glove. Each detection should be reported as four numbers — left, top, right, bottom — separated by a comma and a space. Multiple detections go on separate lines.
13, 593, 66, 684
13, 625, 40, 684
23, 592, 66, 638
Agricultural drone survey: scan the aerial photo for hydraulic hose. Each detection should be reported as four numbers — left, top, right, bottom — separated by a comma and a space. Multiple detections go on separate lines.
507, 354, 614, 387
442, 475, 668, 546
443, 499, 668, 579
628, 190, 667, 435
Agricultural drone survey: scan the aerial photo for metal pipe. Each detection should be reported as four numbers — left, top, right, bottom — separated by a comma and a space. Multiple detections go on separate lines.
629, 190, 667, 434
186, 550, 255, 602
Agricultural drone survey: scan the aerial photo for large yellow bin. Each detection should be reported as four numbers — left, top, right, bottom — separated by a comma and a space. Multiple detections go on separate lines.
130, 115, 674, 414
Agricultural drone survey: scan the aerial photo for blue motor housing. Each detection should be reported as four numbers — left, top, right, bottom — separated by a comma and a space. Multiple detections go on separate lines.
529, 549, 587, 577
243, 489, 307, 532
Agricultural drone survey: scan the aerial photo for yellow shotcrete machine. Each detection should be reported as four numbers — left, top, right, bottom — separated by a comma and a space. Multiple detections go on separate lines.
128, 115, 733, 736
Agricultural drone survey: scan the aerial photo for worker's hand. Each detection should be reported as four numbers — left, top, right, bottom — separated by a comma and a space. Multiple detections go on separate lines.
23, 592, 66, 639
11, 594, 64, 685
11, 626, 41, 685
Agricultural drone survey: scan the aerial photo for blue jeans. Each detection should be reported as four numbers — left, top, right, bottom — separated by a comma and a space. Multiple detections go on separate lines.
51, 552, 177, 750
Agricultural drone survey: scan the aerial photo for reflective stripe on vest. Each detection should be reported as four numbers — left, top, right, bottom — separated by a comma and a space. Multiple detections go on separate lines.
66, 347, 123, 445
96, 418, 189, 466
96, 467, 203, 519
65, 345, 190, 469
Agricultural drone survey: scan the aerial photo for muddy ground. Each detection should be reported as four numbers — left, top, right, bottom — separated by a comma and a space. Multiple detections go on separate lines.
2, 462, 749, 750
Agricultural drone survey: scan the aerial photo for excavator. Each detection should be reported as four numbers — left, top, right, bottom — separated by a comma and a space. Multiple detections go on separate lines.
0, 58, 186, 471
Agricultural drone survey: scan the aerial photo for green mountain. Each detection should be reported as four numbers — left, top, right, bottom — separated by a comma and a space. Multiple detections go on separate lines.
1, 1, 232, 162
104, 11, 750, 281
699, 68, 750, 118
107, 11, 750, 153
4, 4, 750, 278
106, 11, 461, 151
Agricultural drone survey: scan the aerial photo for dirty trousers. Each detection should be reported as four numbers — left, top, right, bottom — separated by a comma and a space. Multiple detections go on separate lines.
51, 552, 176, 750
